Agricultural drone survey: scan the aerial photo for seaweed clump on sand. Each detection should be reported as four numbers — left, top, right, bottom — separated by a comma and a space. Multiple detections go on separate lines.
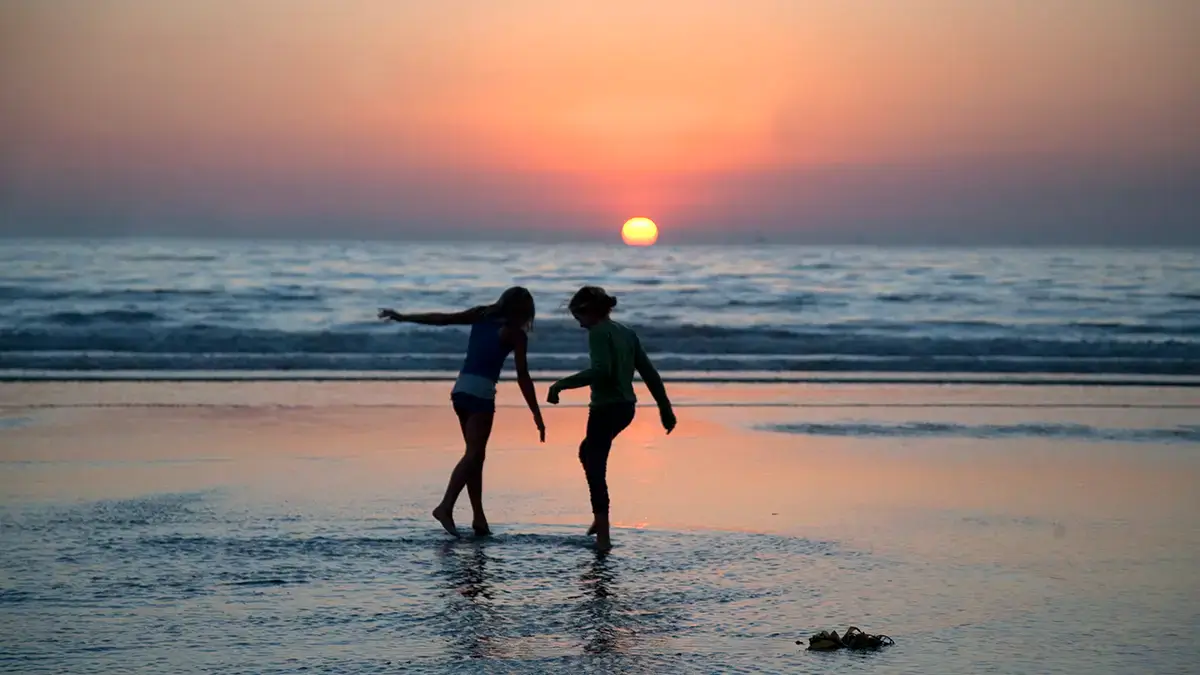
800, 626, 895, 651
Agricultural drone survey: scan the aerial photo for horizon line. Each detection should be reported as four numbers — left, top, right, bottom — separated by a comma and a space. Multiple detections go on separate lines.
0, 233, 1197, 250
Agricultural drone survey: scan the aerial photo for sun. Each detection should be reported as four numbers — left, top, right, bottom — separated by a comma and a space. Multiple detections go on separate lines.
621, 217, 658, 246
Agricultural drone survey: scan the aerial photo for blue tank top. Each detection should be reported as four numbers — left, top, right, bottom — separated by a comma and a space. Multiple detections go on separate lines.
458, 318, 512, 383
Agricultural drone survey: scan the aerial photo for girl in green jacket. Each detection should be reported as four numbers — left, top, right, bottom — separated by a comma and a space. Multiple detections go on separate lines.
546, 286, 676, 550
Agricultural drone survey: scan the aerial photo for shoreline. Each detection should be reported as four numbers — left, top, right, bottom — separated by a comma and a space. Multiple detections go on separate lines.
5, 379, 1199, 414
3, 370, 1199, 387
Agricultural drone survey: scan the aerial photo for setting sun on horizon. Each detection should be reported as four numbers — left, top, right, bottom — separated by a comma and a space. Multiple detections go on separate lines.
621, 217, 659, 246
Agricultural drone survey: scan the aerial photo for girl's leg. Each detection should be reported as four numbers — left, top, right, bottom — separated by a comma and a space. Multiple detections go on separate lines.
433, 406, 494, 537
463, 412, 495, 535
578, 404, 635, 550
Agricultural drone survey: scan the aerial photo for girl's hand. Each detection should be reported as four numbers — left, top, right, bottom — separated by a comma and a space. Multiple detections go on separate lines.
536, 420, 546, 443
660, 407, 677, 434
546, 386, 560, 405
378, 308, 400, 321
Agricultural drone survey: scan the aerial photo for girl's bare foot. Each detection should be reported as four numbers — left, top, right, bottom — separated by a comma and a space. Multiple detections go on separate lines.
594, 531, 612, 551
472, 518, 491, 537
432, 506, 459, 537
591, 518, 611, 550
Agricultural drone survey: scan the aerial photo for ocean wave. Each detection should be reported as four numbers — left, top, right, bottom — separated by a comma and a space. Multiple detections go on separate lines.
2, 286, 326, 304
0, 285, 213, 301
0, 352, 1196, 377
725, 294, 820, 309
122, 253, 221, 263
44, 309, 163, 326
877, 292, 986, 304
1024, 292, 1123, 304
1068, 320, 1200, 334
0, 317, 1195, 369
762, 421, 1200, 443
2, 320, 1198, 359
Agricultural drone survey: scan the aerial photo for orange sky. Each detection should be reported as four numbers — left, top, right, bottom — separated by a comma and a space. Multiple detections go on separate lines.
2, 0, 1198, 242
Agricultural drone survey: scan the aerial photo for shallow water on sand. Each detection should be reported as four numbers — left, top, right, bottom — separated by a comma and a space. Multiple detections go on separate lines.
2, 493, 1194, 675
2, 383, 1198, 673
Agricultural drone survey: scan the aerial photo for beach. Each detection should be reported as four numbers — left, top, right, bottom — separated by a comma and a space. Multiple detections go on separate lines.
2, 380, 1197, 674
6, 0, 1199, 669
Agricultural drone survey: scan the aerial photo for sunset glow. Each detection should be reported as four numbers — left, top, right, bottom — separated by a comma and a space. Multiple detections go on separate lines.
1, 0, 1196, 243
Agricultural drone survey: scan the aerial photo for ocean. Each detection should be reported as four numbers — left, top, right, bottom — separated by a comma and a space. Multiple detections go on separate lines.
1, 239, 1197, 380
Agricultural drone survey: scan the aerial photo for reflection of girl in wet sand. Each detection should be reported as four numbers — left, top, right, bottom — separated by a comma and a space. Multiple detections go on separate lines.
379, 287, 544, 537
438, 541, 501, 660
578, 551, 623, 654
547, 286, 676, 551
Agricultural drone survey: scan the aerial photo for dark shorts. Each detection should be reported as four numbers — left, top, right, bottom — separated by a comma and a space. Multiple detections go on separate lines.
451, 392, 496, 417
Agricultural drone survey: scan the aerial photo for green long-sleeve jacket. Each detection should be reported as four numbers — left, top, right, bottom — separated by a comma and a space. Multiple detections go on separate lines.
552, 319, 671, 409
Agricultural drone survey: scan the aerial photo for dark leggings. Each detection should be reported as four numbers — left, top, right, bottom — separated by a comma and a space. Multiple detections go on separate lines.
579, 402, 636, 516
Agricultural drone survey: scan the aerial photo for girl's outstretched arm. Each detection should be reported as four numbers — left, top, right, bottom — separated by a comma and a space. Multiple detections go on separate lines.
505, 327, 545, 442
634, 337, 676, 434
378, 305, 489, 326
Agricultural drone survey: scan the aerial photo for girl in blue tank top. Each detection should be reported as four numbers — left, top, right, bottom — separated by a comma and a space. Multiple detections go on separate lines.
379, 287, 543, 537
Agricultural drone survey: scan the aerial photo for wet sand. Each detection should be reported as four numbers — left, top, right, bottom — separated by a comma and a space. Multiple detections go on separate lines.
2, 381, 1198, 673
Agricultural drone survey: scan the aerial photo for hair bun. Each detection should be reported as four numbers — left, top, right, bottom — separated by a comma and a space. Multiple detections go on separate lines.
568, 285, 618, 314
